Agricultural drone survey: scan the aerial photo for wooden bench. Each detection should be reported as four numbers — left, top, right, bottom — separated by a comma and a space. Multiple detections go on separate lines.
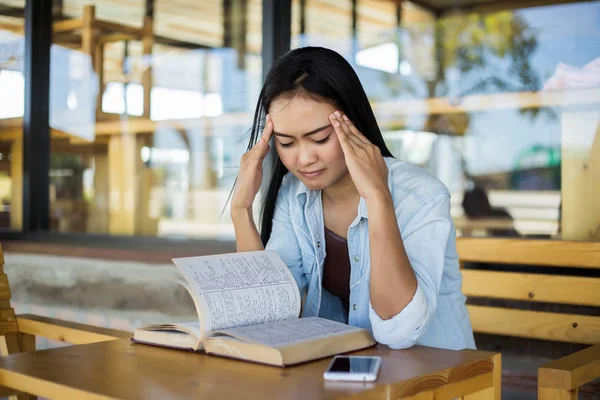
457, 238, 600, 399
0, 243, 132, 400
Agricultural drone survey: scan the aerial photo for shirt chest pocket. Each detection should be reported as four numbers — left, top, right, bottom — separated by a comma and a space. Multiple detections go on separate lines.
293, 225, 318, 275
300, 245, 317, 275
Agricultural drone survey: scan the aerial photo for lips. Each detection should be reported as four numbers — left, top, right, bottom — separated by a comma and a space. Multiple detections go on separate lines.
299, 169, 325, 179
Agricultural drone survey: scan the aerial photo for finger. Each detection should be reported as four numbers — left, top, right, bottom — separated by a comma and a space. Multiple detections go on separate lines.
259, 117, 274, 158
250, 115, 272, 150
335, 113, 365, 149
248, 116, 273, 157
259, 140, 271, 159
329, 113, 353, 155
261, 114, 274, 142
250, 137, 268, 160
258, 137, 272, 159
342, 114, 370, 144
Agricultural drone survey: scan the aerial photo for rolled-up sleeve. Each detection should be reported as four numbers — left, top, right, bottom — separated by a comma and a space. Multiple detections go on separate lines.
265, 187, 308, 297
369, 193, 452, 349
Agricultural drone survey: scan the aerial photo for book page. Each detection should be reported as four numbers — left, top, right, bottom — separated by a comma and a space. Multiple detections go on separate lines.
138, 321, 201, 339
172, 251, 301, 335
214, 317, 365, 348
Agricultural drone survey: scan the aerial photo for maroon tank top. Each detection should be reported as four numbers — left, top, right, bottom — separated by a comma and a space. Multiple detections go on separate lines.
322, 227, 351, 312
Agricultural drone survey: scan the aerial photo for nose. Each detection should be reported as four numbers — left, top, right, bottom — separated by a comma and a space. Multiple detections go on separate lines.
297, 143, 318, 167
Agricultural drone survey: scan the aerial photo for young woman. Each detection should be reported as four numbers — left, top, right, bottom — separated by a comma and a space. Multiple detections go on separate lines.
231, 47, 475, 350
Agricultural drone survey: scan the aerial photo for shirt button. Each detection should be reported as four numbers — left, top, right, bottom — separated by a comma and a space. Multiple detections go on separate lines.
352, 256, 359, 262
316, 241, 321, 248
352, 304, 358, 311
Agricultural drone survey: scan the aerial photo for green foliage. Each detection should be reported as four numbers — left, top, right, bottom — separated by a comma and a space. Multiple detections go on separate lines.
440, 10, 540, 94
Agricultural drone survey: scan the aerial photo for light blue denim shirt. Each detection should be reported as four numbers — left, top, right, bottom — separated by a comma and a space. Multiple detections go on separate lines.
265, 157, 476, 350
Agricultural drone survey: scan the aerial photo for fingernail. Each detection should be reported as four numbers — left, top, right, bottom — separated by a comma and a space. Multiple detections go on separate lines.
334, 111, 341, 117
342, 114, 349, 121
329, 113, 335, 119
335, 121, 340, 127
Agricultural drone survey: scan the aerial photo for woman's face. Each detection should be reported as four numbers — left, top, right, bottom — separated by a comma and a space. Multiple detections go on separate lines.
269, 95, 348, 190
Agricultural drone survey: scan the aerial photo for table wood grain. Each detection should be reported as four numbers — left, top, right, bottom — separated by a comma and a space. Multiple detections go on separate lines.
0, 339, 500, 399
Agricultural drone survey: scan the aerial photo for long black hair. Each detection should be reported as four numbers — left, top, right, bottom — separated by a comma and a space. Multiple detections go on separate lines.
246, 46, 394, 246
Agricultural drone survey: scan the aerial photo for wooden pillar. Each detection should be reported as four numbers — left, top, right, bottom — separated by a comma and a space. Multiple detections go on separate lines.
81, 5, 105, 121
225, 0, 247, 70
135, 136, 157, 235
139, 15, 156, 235
107, 134, 157, 235
560, 110, 600, 241
94, 41, 105, 119
10, 140, 22, 231
108, 134, 136, 235
81, 5, 96, 70
86, 153, 108, 234
538, 387, 578, 400
141, 15, 153, 118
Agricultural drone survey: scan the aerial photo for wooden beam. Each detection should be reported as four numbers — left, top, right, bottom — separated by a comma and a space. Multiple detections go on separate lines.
462, 270, 600, 306
538, 387, 578, 400
440, 0, 598, 17
0, 274, 10, 301
374, 88, 600, 116
52, 18, 82, 33
0, 4, 23, 18
93, 20, 143, 38
409, 0, 441, 16
141, 16, 154, 118
96, 32, 139, 44
81, 5, 95, 61
0, 21, 23, 34
560, 110, 600, 241
94, 41, 105, 119
457, 238, 600, 268
539, 343, 600, 391
0, 308, 18, 336
52, 0, 63, 18
467, 305, 600, 344
10, 139, 22, 230
16, 314, 131, 344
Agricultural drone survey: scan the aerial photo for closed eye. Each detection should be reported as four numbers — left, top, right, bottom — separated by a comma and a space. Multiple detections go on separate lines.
314, 135, 331, 145
277, 134, 330, 148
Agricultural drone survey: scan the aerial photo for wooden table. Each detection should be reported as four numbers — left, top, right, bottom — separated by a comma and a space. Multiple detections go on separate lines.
0, 339, 501, 399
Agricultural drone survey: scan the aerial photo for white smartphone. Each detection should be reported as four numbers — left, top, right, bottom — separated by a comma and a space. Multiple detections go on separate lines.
323, 355, 382, 382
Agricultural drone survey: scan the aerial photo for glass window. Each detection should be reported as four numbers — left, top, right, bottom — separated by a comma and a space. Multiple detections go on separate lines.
49, 0, 263, 239
0, 0, 25, 231
292, 0, 600, 241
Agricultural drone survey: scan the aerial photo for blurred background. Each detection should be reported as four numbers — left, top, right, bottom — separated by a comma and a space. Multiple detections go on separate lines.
0, 0, 599, 398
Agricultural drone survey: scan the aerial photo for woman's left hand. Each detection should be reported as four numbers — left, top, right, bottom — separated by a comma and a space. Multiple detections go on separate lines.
330, 111, 389, 201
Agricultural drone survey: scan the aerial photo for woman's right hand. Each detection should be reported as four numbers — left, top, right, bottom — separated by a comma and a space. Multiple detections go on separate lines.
231, 114, 274, 212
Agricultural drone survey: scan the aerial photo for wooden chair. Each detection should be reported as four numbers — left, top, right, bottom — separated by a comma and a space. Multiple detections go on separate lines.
0, 243, 132, 399
456, 237, 600, 399
538, 343, 600, 400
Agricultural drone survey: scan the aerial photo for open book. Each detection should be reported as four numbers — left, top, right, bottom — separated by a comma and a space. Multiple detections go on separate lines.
132, 251, 376, 367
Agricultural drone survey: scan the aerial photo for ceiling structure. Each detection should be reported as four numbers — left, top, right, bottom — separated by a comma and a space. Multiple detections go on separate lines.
0, 0, 594, 89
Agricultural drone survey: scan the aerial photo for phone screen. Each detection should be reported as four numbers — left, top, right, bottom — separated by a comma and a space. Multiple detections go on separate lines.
328, 356, 378, 374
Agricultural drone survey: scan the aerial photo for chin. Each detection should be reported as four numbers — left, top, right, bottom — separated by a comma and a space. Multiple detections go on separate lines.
295, 175, 328, 190
303, 181, 328, 190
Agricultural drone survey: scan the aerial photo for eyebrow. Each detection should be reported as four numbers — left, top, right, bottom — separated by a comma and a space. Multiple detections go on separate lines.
273, 124, 331, 138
